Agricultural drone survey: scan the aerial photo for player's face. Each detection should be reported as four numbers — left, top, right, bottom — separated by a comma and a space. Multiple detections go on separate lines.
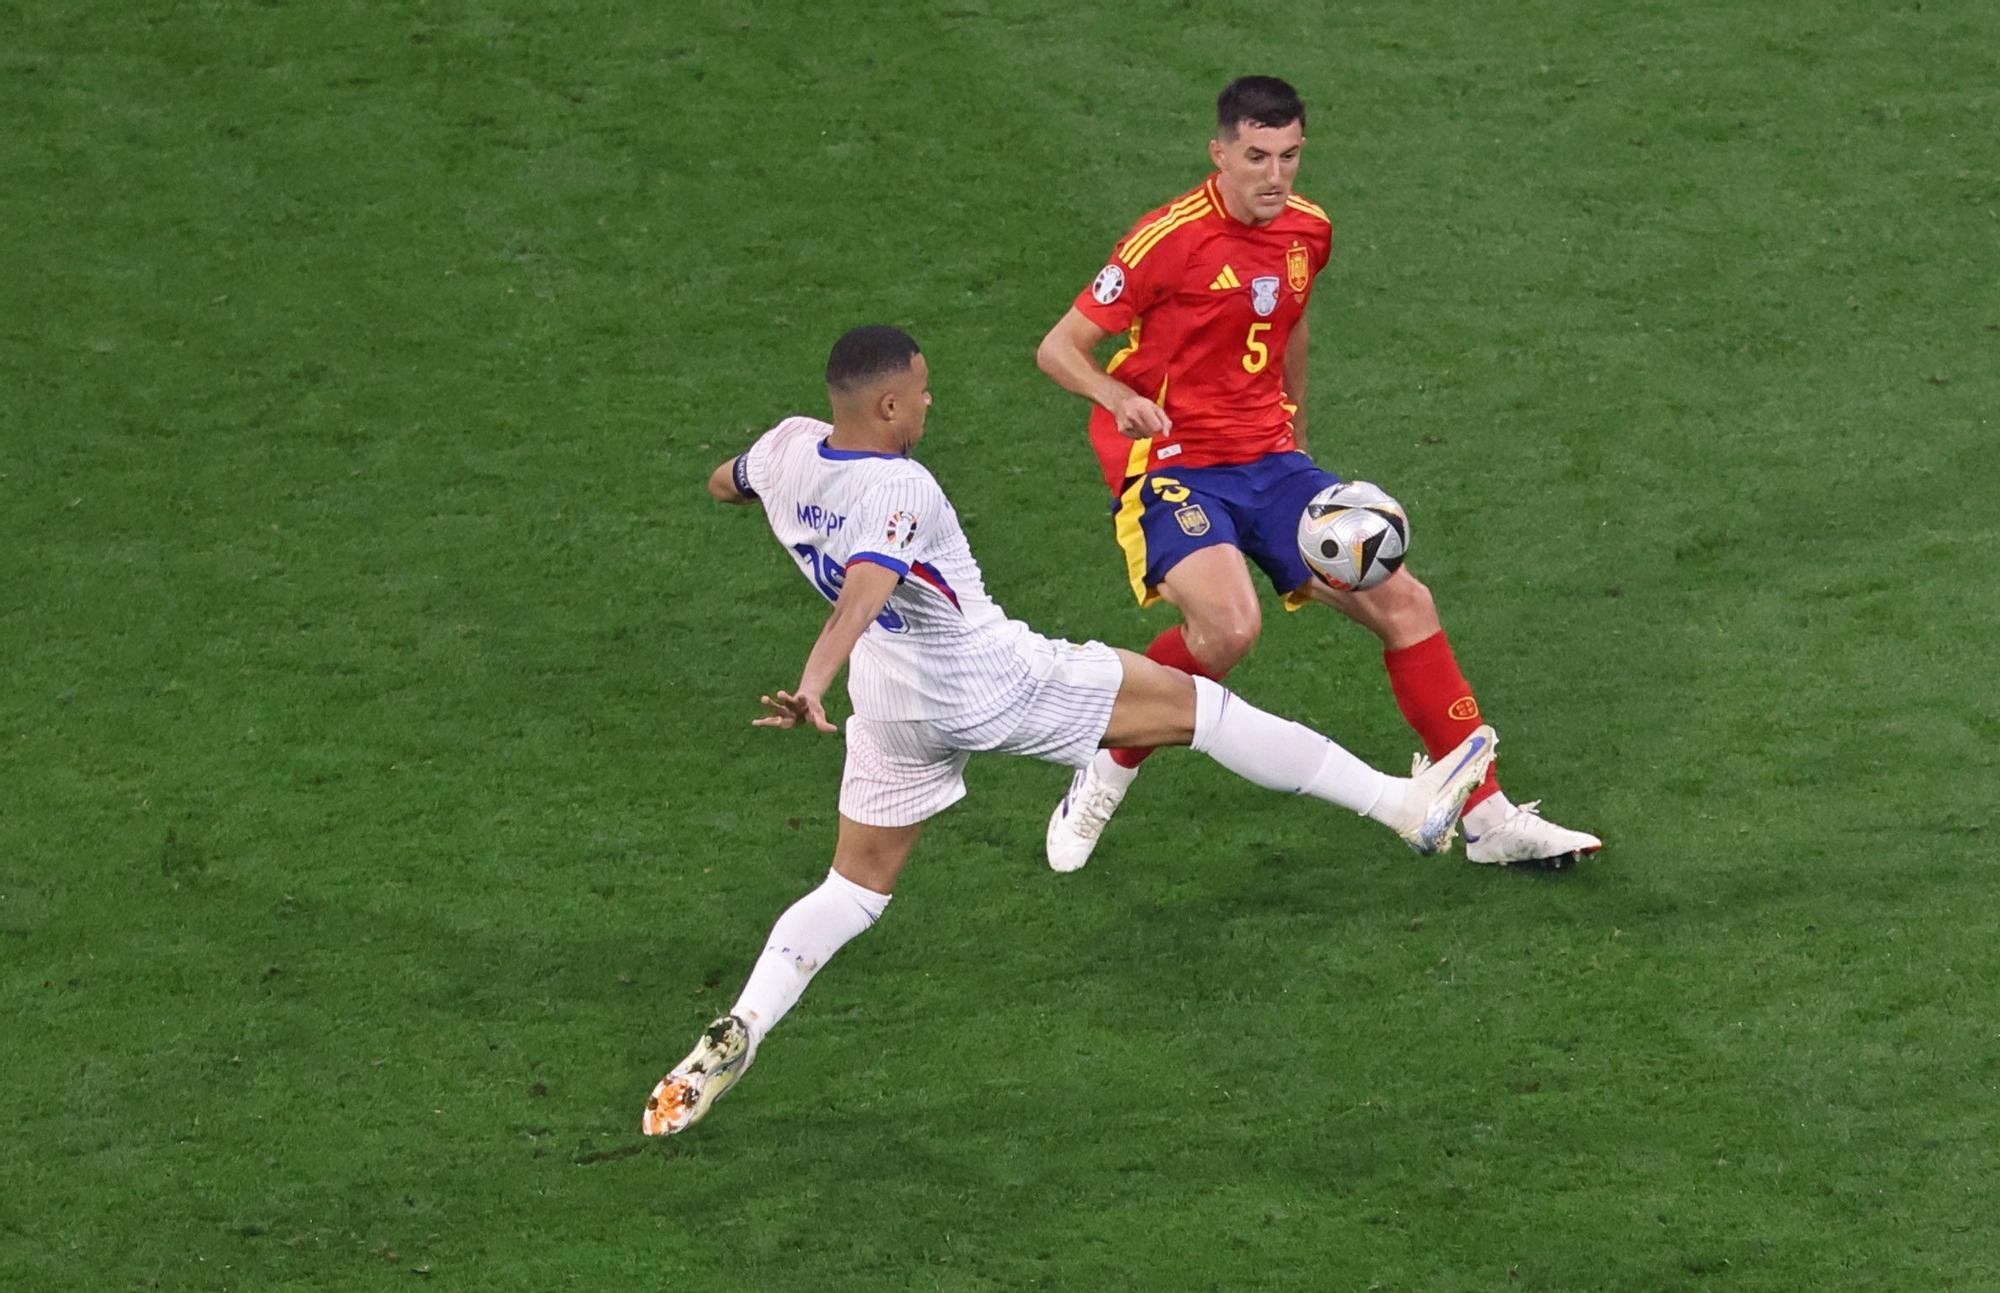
1209, 120, 1304, 225
886, 353, 933, 452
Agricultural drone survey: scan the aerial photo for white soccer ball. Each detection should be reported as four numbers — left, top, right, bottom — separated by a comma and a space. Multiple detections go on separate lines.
1297, 481, 1410, 591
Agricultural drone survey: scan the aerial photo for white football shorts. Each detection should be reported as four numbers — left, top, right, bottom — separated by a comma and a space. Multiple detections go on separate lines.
838, 636, 1124, 828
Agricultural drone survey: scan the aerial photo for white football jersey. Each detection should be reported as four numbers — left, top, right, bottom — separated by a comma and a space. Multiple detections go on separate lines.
739, 416, 1044, 722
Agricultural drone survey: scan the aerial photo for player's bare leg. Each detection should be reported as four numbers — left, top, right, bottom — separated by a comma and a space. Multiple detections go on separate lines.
829, 816, 922, 895
1157, 545, 1266, 675
1302, 570, 1601, 867
642, 817, 919, 1135
1048, 546, 1264, 871
1095, 649, 1496, 855
1302, 563, 1439, 650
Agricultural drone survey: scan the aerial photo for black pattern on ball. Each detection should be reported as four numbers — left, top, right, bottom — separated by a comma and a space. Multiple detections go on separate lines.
1295, 481, 1411, 593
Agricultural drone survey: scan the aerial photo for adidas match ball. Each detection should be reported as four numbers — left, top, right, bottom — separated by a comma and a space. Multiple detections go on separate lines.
1298, 481, 1410, 591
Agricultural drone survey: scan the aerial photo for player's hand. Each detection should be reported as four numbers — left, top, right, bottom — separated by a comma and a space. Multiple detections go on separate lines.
753, 689, 837, 733
1110, 393, 1173, 439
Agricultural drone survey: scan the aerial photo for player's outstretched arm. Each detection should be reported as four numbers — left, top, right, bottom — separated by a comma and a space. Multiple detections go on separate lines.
1035, 308, 1172, 439
707, 455, 756, 505
754, 559, 901, 733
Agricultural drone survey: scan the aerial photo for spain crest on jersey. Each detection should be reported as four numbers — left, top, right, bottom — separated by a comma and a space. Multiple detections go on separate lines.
1286, 243, 1310, 293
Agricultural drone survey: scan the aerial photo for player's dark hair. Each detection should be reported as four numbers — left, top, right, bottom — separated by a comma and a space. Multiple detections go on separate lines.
825, 325, 922, 392
1216, 76, 1305, 137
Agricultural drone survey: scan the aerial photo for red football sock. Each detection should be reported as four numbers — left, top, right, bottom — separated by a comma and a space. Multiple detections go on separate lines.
1382, 630, 1501, 809
1109, 625, 1227, 769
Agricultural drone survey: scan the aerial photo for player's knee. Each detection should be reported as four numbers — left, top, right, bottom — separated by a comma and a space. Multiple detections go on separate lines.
1157, 668, 1199, 744
1356, 570, 1440, 646
1391, 572, 1439, 635
1191, 607, 1262, 671
1384, 569, 1433, 614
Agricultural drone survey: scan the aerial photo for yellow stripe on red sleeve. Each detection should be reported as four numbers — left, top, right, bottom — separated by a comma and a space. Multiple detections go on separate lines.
1124, 199, 1213, 267
1115, 188, 1209, 262
1285, 194, 1331, 224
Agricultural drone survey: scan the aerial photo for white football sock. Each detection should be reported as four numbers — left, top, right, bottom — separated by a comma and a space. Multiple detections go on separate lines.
1188, 676, 1400, 821
730, 868, 891, 1049
1462, 791, 1516, 837
1089, 748, 1140, 790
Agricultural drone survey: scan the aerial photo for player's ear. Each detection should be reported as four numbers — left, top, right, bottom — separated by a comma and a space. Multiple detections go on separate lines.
1208, 135, 1226, 168
875, 388, 899, 423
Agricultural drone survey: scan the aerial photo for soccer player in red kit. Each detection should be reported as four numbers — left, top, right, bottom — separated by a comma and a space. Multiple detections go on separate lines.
1037, 76, 1600, 870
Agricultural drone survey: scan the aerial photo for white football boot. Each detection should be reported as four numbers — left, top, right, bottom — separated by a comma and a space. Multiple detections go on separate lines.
641, 1014, 754, 1136
1463, 797, 1601, 868
1045, 752, 1139, 873
1394, 726, 1499, 855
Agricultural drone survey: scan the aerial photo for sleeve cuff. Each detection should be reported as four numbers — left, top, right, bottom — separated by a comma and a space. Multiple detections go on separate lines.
731, 454, 758, 499
1074, 296, 1133, 334
846, 551, 910, 578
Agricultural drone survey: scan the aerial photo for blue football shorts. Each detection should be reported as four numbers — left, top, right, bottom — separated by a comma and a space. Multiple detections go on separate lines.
1109, 450, 1343, 609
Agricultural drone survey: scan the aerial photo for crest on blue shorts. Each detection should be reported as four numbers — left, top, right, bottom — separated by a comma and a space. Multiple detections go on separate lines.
1251, 275, 1281, 316
1175, 504, 1211, 536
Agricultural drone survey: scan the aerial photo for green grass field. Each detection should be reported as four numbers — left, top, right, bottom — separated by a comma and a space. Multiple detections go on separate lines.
4, 1, 1996, 1288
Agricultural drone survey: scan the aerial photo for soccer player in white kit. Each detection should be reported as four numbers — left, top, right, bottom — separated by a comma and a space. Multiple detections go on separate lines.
641, 326, 1498, 1137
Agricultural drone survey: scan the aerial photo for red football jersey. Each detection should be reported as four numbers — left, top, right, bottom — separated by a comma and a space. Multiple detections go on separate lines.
1073, 175, 1333, 490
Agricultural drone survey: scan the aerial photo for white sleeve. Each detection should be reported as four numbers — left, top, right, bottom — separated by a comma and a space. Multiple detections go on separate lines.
835, 469, 946, 578
738, 417, 809, 500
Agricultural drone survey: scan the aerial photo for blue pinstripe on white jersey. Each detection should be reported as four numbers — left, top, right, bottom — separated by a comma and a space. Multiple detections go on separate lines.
743, 417, 1038, 723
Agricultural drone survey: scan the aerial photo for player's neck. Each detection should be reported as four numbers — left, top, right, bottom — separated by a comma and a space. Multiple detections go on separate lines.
824, 420, 905, 457
1215, 185, 1274, 227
